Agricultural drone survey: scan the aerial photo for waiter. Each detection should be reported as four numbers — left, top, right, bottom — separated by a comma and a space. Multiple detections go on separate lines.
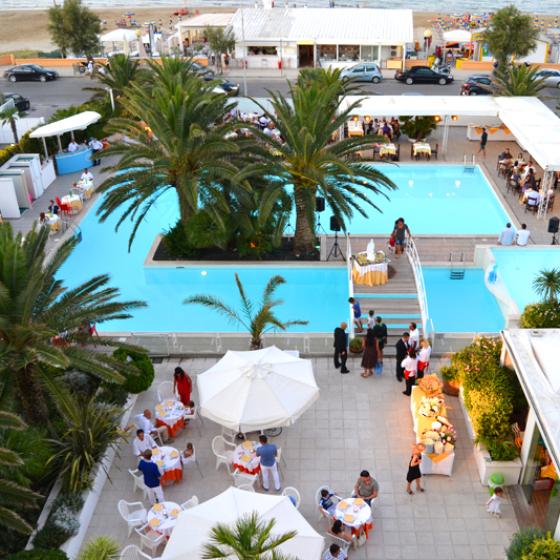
333, 322, 349, 374
395, 332, 410, 383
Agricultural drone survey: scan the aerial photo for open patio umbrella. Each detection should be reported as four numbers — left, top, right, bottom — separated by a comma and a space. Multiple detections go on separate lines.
443, 29, 472, 43
161, 487, 324, 560
197, 346, 319, 432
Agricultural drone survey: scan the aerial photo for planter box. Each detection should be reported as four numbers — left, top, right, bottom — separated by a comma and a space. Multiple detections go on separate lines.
459, 388, 523, 486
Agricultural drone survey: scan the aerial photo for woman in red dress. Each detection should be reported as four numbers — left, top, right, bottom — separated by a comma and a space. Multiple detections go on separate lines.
173, 366, 192, 406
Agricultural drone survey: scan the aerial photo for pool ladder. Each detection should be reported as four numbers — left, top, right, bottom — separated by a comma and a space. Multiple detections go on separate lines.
449, 251, 465, 280
463, 154, 476, 170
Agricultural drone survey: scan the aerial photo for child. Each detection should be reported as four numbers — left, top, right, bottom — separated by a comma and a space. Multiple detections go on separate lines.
182, 442, 194, 465
185, 400, 195, 415
319, 488, 338, 515
486, 487, 504, 518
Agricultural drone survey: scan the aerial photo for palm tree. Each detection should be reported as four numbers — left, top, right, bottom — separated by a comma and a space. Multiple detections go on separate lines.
0, 410, 41, 534
492, 64, 546, 96
296, 66, 363, 99
96, 62, 241, 249
0, 222, 145, 425
533, 268, 560, 303
0, 105, 22, 144
253, 77, 395, 255
184, 273, 307, 349
202, 512, 297, 560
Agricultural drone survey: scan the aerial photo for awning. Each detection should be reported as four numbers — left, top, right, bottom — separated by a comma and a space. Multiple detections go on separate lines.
443, 29, 472, 42
100, 29, 139, 43
30, 111, 101, 139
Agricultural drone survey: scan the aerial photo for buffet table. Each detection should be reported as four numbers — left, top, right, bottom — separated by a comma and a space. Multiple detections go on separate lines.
55, 147, 93, 176
351, 253, 389, 287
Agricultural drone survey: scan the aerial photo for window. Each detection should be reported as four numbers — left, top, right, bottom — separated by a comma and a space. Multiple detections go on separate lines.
414, 67, 431, 75
352, 66, 364, 73
338, 45, 359, 62
318, 45, 336, 61
365, 64, 377, 72
247, 46, 278, 56
361, 45, 379, 62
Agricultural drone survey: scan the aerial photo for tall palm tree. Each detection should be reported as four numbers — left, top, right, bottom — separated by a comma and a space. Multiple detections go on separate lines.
296, 66, 363, 99
0, 223, 145, 425
96, 64, 241, 249
202, 512, 297, 560
0, 105, 23, 144
184, 273, 307, 349
533, 268, 560, 303
492, 64, 546, 96
253, 78, 395, 255
0, 410, 41, 534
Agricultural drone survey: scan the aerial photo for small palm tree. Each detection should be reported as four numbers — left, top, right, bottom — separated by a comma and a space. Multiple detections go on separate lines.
202, 512, 297, 560
0, 105, 23, 144
492, 64, 546, 96
533, 268, 560, 303
296, 66, 363, 98
204, 26, 236, 74
184, 273, 308, 349
0, 410, 41, 534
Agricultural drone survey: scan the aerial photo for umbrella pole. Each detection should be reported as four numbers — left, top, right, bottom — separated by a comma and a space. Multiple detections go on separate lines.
57, 135, 63, 153
42, 137, 48, 160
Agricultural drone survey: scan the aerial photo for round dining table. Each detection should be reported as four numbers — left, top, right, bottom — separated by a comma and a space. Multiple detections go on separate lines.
155, 399, 186, 438
334, 497, 373, 539
233, 440, 261, 475
152, 445, 183, 485
148, 500, 181, 535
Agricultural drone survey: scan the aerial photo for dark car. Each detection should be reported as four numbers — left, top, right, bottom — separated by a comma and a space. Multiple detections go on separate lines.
215, 79, 239, 96
4, 64, 58, 83
461, 75, 492, 95
395, 66, 453, 85
3, 93, 31, 111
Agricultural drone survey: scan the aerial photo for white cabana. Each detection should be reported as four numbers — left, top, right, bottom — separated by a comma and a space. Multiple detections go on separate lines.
161, 487, 324, 560
100, 29, 139, 43
443, 29, 472, 43
197, 346, 319, 432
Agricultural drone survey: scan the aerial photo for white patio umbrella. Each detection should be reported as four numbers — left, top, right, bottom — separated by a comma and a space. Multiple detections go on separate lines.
443, 29, 472, 43
161, 487, 324, 560
197, 346, 319, 432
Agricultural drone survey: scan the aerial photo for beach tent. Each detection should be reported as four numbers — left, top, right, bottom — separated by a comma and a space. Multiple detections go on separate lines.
443, 29, 472, 43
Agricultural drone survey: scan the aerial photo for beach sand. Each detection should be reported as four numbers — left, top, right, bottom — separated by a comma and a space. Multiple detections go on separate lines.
0, 7, 557, 55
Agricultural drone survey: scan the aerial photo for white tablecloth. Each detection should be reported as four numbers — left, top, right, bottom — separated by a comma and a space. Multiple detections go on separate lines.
155, 399, 185, 427
334, 498, 372, 529
151, 445, 181, 473
413, 142, 432, 157
233, 440, 261, 474
148, 501, 181, 534
379, 144, 397, 157
420, 451, 455, 476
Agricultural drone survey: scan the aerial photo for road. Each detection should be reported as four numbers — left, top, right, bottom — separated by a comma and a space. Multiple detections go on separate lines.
1, 75, 558, 119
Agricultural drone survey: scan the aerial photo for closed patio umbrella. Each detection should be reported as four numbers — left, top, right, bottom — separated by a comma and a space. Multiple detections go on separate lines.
197, 346, 319, 432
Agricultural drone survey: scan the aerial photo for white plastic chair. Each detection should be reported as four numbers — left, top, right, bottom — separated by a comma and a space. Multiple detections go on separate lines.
120, 544, 154, 560
325, 532, 352, 554
282, 486, 301, 509
135, 523, 166, 555
221, 426, 238, 446
180, 496, 199, 510
182, 444, 204, 478
237, 482, 256, 492
232, 468, 259, 490
315, 485, 338, 522
156, 381, 174, 402
211, 435, 235, 471
129, 469, 148, 500
117, 500, 147, 537
134, 414, 164, 446
184, 406, 203, 436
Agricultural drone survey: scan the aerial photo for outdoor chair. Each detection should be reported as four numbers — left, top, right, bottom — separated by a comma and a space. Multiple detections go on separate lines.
134, 414, 164, 446
180, 496, 199, 510
325, 532, 352, 554
432, 143, 438, 160
282, 486, 302, 509
156, 381, 174, 402
120, 544, 155, 560
182, 444, 204, 478
221, 426, 238, 446
314, 485, 339, 522
232, 468, 259, 490
184, 406, 203, 437
117, 499, 147, 537
56, 195, 72, 217
236, 482, 256, 492
128, 468, 149, 501
211, 435, 235, 471
135, 523, 166, 556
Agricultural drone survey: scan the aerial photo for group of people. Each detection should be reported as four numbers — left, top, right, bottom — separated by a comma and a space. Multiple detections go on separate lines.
497, 222, 531, 247
66, 137, 104, 166
360, 117, 401, 142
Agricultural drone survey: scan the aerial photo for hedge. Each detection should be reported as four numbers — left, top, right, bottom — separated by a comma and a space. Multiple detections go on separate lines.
112, 348, 155, 394
5, 550, 69, 560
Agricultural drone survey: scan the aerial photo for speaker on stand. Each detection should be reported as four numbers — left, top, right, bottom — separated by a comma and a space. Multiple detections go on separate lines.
315, 196, 327, 234
548, 216, 559, 245
327, 215, 344, 261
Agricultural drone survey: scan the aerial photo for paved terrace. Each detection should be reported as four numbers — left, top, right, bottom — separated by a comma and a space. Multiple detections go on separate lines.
83, 356, 518, 560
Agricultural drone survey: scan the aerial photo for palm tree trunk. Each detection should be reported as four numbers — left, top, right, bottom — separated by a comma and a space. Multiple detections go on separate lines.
15, 365, 49, 426
176, 182, 196, 229
10, 118, 18, 144
293, 186, 316, 256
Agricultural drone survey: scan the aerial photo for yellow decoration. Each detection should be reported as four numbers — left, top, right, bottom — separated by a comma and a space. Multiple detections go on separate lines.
149, 518, 161, 528
344, 514, 355, 523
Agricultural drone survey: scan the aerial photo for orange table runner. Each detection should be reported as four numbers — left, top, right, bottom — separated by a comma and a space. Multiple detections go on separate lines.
156, 417, 185, 438
161, 468, 183, 485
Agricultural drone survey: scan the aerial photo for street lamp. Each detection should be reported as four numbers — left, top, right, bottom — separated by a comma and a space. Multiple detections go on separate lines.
423, 29, 432, 55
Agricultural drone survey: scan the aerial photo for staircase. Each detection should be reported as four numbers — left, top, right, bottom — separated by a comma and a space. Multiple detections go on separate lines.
449, 251, 465, 280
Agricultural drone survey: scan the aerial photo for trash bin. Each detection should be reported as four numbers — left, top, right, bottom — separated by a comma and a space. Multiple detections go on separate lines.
488, 472, 505, 495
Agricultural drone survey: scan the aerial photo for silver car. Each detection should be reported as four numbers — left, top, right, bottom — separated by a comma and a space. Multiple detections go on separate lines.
536, 69, 560, 88
340, 63, 382, 83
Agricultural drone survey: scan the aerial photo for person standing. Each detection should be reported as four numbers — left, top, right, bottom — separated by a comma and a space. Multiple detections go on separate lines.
402, 348, 418, 396
408, 322, 420, 350
498, 223, 516, 246
516, 223, 531, 246
348, 297, 363, 333
392, 218, 411, 255
372, 316, 388, 363
360, 329, 378, 378
406, 444, 425, 495
478, 127, 488, 158
173, 366, 192, 406
132, 429, 156, 458
486, 487, 504, 518
417, 339, 431, 379
138, 449, 164, 504
395, 332, 410, 382
256, 435, 281, 492
333, 322, 349, 374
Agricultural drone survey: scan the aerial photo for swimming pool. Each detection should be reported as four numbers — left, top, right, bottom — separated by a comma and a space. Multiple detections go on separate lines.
423, 267, 505, 333
317, 164, 511, 235
59, 191, 347, 332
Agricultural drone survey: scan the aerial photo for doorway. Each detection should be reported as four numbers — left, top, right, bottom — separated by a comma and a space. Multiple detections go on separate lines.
298, 44, 314, 67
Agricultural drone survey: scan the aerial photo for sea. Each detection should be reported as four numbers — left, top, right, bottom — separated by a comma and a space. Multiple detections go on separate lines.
0, 0, 559, 15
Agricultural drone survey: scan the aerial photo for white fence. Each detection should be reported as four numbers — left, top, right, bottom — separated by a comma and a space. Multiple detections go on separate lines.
406, 236, 431, 339
346, 234, 355, 338
0, 117, 44, 144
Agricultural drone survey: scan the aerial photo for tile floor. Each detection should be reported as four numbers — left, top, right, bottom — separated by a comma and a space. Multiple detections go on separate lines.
83, 355, 518, 560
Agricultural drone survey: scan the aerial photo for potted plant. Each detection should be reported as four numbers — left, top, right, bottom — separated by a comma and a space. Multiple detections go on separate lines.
349, 337, 363, 354
399, 116, 437, 142
440, 365, 460, 397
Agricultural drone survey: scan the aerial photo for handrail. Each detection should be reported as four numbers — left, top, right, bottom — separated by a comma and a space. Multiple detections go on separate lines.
346, 233, 355, 339
406, 236, 431, 338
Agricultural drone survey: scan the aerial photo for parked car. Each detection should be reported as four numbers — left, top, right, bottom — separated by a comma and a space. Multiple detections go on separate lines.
2, 93, 30, 111
340, 63, 382, 83
395, 66, 453, 85
461, 75, 493, 95
214, 79, 240, 96
4, 64, 59, 83
190, 61, 215, 80
535, 68, 560, 88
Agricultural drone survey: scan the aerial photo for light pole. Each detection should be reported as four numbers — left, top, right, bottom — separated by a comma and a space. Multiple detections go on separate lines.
240, 3, 248, 97
423, 29, 432, 56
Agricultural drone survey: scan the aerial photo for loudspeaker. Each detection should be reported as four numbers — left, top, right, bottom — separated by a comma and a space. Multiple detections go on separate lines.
316, 196, 325, 213
330, 216, 341, 232
548, 217, 559, 234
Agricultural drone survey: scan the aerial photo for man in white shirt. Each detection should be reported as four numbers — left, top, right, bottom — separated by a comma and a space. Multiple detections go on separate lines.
80, 168, 93, 184
498, 223, 516, 246
516, 223, 531, 246
408, 322, 420, 350
132, 429, 156, 457
136, 409, 169, 443
88, 138, 104, 165
67, 140, 79, 152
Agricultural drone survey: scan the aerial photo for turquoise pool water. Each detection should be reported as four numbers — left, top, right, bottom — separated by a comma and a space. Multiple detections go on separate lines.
423, 267, 505, 333
58, 191, 347, 332
492, 248, 560, 312
314, 164, 510, 235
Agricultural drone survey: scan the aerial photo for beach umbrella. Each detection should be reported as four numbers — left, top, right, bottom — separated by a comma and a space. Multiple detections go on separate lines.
443, 29, 472, 43
161, 488, 324, 560
197, 346, 319, 432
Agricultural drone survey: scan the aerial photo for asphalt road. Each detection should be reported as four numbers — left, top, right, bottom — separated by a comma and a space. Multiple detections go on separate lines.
1, 75, 558, 119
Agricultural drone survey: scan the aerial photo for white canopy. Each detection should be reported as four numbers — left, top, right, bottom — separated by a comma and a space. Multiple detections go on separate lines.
100, 29, 139, 43
162, 487, 324, 560
197, 346, 319, 432
30, 111, 101, 139
443, 29, 472, 43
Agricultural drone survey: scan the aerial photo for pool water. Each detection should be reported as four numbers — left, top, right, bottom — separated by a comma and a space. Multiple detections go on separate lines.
314, 164, 511, 235
492, 248, 560, 312
59, 191, 347, 332
423, 267, 505, 333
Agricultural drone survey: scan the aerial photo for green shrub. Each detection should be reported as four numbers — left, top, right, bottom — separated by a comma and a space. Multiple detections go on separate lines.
96, 383, 129, 407
506, 527, 545, 560
5, 549, 69, 560
349, 338, 363, 353
112, 348, 154, 394
440, 365, 459, 383
522, 534, 560, 559
33, 492, 83, 549
399, 115, 437, 141
78, 536, 120, 560
520, 302, 560, 329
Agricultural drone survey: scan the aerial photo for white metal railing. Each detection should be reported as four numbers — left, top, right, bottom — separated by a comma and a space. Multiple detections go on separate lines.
406, 236, 431, 338
537, 170, 554, 220
346, 234, 355, 339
